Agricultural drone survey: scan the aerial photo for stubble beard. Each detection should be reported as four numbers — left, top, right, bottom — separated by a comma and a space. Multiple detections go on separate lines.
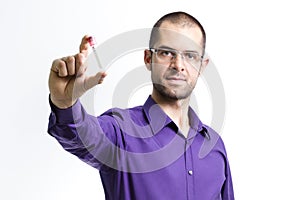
153, 82, 194, 101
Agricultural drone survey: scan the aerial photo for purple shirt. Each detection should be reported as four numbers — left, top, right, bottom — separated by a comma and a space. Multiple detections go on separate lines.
48, 96, 234, 200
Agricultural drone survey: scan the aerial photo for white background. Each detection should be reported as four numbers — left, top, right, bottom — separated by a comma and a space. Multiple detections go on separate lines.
1, 0, 299, 199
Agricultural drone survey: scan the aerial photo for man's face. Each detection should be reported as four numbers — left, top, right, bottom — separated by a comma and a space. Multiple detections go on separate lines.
145, 21, 208, 100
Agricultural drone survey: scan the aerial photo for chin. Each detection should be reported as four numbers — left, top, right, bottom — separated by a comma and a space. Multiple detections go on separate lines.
153, 83, 192, 100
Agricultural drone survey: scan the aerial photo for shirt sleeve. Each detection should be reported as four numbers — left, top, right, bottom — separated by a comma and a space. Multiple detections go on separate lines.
221, 141, 235, 200
203, 125, 235, 200
47, 97, 123, 171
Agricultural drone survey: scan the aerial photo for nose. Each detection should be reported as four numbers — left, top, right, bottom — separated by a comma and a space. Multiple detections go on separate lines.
171, 53, 185, 72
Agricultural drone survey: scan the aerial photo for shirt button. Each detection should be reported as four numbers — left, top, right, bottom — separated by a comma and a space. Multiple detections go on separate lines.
188, 170, 193, 175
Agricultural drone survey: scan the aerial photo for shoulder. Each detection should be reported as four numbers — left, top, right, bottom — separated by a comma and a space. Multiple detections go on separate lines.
100, 105, 144, 120
199, 124, 228, 158
98, 105, 147, 127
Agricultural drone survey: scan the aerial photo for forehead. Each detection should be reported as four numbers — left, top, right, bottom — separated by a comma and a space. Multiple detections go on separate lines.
154, 21, 204, 51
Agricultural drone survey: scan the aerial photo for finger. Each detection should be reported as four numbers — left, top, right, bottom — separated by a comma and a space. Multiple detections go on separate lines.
79, 35, 90, 57
51, 59, 68, 77
51, 59, 59, 73
62, 56, 76, 76
84, 71, 107, 90
75, 53, 87, 76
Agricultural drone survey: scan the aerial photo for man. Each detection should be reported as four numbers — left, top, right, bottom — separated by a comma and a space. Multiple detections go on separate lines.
48, 11, 234, 200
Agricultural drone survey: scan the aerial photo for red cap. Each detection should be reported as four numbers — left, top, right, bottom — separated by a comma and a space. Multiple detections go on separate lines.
87, 36, 96, 47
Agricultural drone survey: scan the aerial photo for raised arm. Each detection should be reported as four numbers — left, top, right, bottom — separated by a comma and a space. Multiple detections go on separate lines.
48, 35, 107, 108
47, 36, 118, 170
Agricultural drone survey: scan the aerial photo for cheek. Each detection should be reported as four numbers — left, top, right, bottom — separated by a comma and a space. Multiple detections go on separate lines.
188, 73, 200, 85
151, 64, 166, 77
150, 67, 163, 83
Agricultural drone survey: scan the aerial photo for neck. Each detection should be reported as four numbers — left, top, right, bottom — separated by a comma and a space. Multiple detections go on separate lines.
151, 90, 190, 137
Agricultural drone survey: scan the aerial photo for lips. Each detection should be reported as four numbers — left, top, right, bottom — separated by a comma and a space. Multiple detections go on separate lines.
165, 76, 186, 86
166, 76, 186, 81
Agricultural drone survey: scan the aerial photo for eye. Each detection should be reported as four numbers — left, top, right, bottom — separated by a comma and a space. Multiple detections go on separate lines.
184, 52, 199, 61
158, 49, 175, 57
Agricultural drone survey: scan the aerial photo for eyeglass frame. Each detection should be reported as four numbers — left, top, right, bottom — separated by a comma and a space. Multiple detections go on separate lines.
149, 47, 204, 70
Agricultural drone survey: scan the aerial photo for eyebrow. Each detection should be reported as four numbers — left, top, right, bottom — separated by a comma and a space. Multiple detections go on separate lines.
157, 45, 200, 54
157, 45, 174, 50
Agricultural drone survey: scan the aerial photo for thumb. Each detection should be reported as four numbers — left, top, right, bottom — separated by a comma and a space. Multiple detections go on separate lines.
84, 71, 107, 91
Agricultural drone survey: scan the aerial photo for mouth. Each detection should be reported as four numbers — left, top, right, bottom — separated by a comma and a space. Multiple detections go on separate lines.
166, 76, 186, 81
165, 76, 186, 85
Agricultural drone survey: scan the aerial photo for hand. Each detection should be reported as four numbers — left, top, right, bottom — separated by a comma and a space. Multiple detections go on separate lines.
49, 35, 107, 109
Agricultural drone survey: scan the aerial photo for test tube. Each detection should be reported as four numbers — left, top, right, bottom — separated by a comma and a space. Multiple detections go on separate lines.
87, 36, 102, 70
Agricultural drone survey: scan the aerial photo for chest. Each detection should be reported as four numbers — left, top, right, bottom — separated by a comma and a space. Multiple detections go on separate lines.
122, 134, 226, 197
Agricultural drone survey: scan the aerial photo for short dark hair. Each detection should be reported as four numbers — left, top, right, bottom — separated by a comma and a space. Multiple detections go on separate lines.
149, 11, 206, 52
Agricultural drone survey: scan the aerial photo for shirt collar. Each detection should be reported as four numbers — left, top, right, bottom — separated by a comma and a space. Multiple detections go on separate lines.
142, 96, 172, 134
187, 106, 205, 138
142, 95, 204, 137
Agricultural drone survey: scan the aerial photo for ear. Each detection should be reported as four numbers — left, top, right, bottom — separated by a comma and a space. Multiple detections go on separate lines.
144, 49, 152, 71
198, 57, 209, 76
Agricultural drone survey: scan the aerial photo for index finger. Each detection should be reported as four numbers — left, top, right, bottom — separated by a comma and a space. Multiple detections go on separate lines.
79, 35, 90, 57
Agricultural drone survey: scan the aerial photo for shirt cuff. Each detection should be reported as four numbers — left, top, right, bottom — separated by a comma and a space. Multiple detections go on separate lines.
49, 96, 83, 124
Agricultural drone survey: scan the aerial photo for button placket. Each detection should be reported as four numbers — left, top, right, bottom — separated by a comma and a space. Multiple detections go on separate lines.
185, 138, 195, 199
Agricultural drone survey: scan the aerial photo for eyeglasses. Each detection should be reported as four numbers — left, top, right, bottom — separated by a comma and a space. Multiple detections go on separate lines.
149, 47, 203, 67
